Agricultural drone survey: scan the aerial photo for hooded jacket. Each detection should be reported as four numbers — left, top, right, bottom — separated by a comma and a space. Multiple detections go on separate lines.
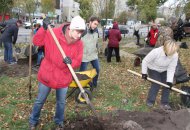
108, 22, 122, 48
33, 24, 83, 89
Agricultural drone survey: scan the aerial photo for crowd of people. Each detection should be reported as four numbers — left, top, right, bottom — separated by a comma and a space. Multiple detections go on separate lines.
0, 15, 182, 130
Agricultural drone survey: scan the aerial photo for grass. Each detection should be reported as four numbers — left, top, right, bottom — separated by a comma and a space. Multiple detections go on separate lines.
1, 37, 190, 129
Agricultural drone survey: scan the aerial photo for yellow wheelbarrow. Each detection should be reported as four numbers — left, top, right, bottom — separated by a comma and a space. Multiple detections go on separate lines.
67, 69, 97, 104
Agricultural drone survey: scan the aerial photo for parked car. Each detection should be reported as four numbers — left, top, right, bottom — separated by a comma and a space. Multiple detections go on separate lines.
104, 24, 113, 29
172, 18, 190, 41
118, 25, 129, 34
24, 20, 55, 29
183, 22, 190, 37
23, 21, 32, 29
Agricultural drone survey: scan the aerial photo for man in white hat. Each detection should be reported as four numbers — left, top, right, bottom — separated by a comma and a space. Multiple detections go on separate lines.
29, 15, 85, 130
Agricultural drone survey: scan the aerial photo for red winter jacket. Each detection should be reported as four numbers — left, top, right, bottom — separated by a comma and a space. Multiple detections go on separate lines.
33, 24, 83, 89
108, 23, 122, 48
148, 28, 159, 46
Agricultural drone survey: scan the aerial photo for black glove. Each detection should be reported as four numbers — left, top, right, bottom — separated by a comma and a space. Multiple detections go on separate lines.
63, 57, 72, 64
142, 74, 148, 80
167, 82, 173, 90
43, 17, 51, 30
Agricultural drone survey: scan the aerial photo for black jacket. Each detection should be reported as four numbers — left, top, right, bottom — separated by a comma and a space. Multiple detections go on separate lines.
1, 23, 19, 44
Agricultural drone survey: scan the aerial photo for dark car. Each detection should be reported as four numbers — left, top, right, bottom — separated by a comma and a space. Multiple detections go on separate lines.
183, 22, 190, 37
118, 25, 129, 34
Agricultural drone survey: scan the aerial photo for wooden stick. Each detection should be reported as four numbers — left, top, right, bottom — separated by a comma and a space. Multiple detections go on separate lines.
28, 31, 33, 99
127, 69, 190, 96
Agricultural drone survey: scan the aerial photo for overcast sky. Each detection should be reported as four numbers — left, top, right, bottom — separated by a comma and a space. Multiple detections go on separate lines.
164, 0, 175, 7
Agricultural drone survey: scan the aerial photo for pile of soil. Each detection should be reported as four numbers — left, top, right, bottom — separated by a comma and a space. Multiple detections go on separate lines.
64, 109, 190, 130
76, 73, 90, 80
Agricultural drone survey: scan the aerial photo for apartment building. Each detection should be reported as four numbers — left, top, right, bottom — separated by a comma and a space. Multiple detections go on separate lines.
60, 0, 80, 22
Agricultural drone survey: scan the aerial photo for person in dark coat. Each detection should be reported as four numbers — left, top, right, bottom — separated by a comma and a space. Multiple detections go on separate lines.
1, 20, 22, 64
107, 22, 122, 62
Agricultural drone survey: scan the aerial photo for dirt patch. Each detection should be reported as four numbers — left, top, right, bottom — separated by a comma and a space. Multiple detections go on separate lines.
76, 73, 90, 80
64, 109, 190, 130
0, 58, 37, 77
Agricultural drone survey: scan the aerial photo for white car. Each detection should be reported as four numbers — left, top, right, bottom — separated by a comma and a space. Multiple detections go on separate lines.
23, 21, 32, 29
24, 20, 55, 29
104, 24, 113, 29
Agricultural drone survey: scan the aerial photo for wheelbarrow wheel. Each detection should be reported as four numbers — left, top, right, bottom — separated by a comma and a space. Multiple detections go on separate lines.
75, 88, 92, 104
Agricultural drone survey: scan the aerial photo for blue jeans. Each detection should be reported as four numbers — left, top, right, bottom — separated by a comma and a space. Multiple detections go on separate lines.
147, 69, 170, 105
29, 83, 68, 126
79, 59, 100, 87
3, 42, 13, 63
37, 50, 44, 65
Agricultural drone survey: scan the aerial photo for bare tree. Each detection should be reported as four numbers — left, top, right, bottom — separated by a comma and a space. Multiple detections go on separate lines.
92, 0, 106, 17
14, 0, 37, 26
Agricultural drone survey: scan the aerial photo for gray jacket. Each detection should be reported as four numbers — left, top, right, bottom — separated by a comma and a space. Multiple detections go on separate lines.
81, 26, 99, 62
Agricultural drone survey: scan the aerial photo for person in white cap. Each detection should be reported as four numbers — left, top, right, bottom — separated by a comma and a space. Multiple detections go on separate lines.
29, 15, 85, 130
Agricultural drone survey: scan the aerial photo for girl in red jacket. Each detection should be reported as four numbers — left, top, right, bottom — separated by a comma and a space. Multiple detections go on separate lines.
107, 22, 122, 62
29, 16, 86, 130
147, 23, 159, 47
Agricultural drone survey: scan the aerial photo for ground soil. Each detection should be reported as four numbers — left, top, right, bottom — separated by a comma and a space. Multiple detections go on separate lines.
0, 58, 37, 77
64, 109, 190, 130
76, 73, 90, 80
1, 57, 190, 130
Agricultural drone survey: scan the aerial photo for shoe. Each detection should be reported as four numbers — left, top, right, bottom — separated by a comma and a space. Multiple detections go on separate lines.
8, 61, 17, 65
29, 124, 36, 130
160, 104, 171, 110
55, 124, 64, 130
146, 102, 154, 107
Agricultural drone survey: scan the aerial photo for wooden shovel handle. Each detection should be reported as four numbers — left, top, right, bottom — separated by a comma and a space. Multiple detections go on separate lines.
127, 69, 190, 96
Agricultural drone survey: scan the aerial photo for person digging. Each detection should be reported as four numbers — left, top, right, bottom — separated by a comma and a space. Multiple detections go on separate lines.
29, 16, 86, 130
141, 40, 179, 110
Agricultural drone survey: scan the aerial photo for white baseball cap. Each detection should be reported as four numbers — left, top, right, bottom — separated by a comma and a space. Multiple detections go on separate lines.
70, 16, 86, 30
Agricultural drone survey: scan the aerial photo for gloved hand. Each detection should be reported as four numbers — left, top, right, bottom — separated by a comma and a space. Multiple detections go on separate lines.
43, 17, 51, 30
63, 56, 72, 64
142, 74, 148, 80
166, 82, 173, 90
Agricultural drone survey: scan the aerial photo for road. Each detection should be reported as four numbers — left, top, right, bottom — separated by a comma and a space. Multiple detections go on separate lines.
17, 27, 32, 43
17, 25, 150, 44
98, 25, 150, 38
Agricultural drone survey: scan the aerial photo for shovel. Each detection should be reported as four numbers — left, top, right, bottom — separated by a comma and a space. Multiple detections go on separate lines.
46, 24, 99, 117
127, 69, 190, 96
